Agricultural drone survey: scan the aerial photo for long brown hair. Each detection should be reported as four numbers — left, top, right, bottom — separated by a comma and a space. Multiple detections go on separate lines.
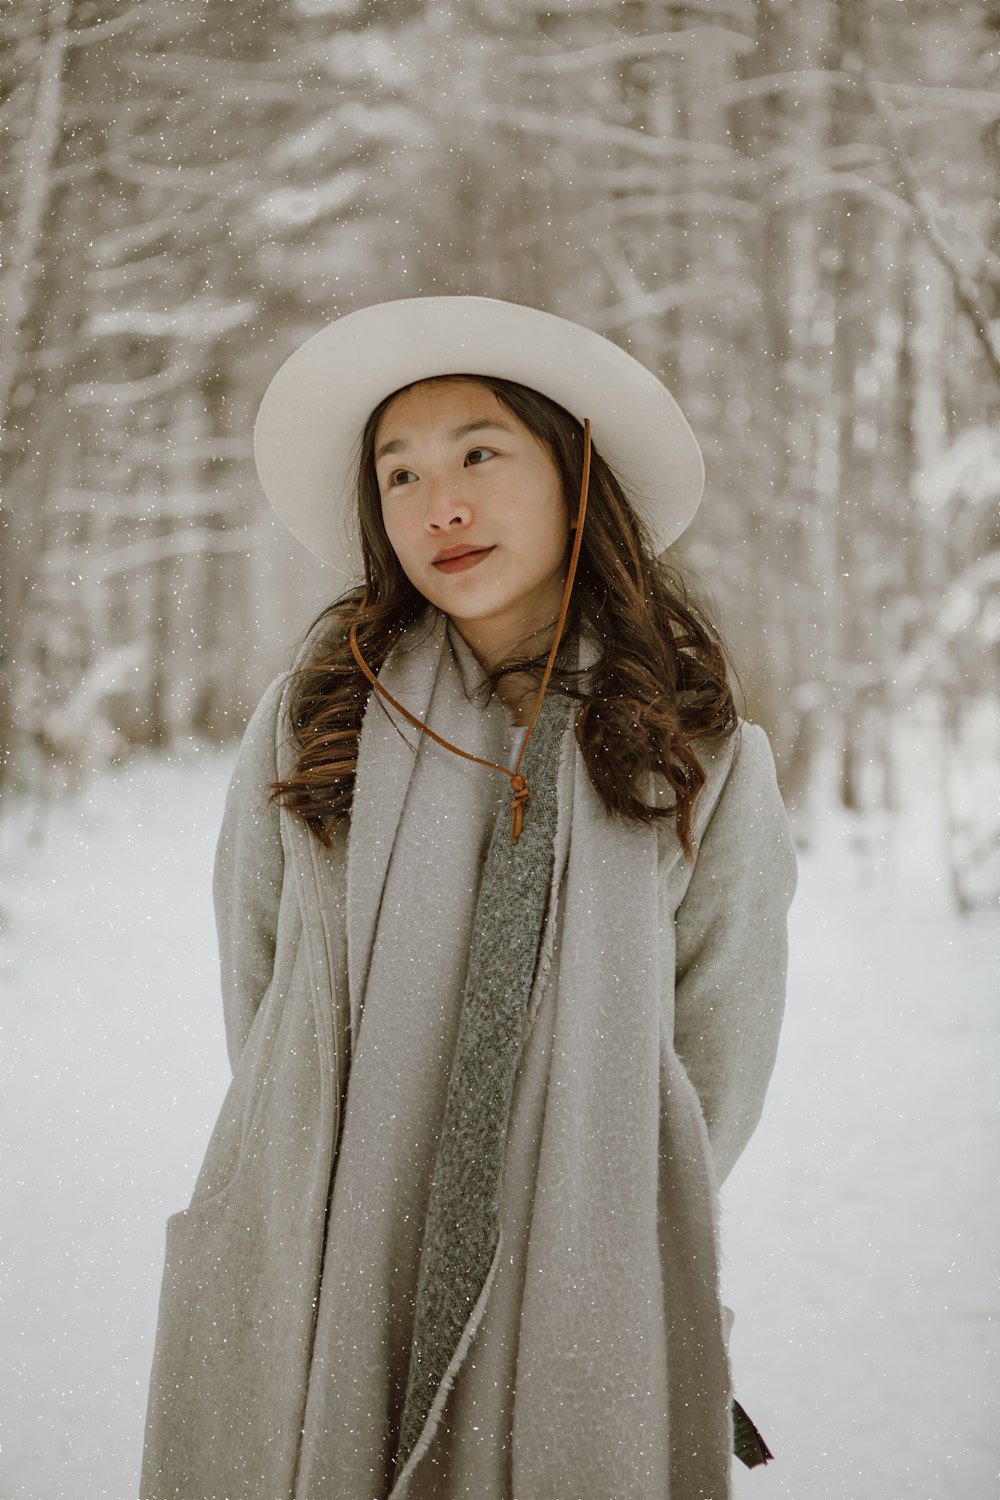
268, 373, 739, 858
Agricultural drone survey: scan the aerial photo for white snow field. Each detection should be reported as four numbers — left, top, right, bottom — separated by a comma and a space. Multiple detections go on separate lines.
1, 742, 997, 1500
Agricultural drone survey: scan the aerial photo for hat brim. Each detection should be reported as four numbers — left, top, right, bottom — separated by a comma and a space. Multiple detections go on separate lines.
253, 295, 704, 578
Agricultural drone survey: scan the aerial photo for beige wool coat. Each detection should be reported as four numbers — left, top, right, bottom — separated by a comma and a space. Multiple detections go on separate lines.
139, 625, 797, 1500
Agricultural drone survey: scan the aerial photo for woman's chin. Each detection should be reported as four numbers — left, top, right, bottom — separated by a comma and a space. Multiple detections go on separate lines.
419, 568, 510, 619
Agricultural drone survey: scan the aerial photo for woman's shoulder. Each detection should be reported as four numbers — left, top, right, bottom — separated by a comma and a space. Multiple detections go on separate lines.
653, 719, 783, 863
703, 717, 777, 787
693, 719, 784, 826
220, 676, 289, 809
683, 719, 796, 897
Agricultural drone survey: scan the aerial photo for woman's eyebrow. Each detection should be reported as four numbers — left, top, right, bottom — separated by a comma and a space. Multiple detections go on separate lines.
375, 418, 514, 463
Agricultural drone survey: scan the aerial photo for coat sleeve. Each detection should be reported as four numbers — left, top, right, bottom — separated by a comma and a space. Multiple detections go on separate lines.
212, 675, 287, 1075
672, 722, 797, 1188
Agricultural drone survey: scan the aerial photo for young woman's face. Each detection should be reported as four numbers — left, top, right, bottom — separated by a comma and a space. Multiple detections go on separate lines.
374, 379, 572, 661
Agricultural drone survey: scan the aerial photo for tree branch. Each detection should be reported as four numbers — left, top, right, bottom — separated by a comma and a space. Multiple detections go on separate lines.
854, 61, 1000, 384
478, 103, 747, 169
66, 4, 147, 47
518, 25, 755, 74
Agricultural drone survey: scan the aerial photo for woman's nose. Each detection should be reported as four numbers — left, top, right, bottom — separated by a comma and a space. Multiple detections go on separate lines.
423, 477, 472, 530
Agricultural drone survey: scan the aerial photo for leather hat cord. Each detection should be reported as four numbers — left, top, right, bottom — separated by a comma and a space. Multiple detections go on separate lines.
349, 418, 592, 843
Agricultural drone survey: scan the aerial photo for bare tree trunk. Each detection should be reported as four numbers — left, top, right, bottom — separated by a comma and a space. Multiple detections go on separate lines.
0, 0, 71, 424
0, 0, 72, 789
740, 0, 834, 830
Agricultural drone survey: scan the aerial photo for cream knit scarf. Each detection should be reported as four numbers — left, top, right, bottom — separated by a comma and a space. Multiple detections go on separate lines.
349, 607, 735, 1499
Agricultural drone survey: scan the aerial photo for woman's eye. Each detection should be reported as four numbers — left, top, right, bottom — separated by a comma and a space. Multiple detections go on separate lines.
386, 449, 493, 487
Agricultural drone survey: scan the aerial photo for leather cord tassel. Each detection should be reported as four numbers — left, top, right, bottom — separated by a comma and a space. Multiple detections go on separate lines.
509, 776, 529, 843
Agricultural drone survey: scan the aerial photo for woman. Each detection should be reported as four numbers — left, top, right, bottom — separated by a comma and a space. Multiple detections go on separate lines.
140, 296, 797, 1500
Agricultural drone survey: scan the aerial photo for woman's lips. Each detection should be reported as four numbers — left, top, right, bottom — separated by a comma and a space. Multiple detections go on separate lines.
432, 546, 495, 574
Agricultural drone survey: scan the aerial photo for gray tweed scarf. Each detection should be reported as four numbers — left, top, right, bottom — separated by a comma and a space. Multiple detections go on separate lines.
392, 686, 573, 1483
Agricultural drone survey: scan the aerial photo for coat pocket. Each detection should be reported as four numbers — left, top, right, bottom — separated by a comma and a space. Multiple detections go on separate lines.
143, 918, 333, 1500
141, 1202, 314, 1500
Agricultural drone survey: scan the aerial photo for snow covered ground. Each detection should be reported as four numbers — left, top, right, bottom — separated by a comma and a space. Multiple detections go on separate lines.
0, 742, 997, 1500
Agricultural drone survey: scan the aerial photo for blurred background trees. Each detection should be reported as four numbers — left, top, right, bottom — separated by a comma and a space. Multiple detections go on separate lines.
2, 0, 997, 905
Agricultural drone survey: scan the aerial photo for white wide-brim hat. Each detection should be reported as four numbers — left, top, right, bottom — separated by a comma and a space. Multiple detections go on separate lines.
253, 295, 704, 579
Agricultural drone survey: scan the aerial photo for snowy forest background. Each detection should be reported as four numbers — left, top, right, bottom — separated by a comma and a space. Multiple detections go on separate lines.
1, 0, 999, 904
1, 3, 999, 1499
